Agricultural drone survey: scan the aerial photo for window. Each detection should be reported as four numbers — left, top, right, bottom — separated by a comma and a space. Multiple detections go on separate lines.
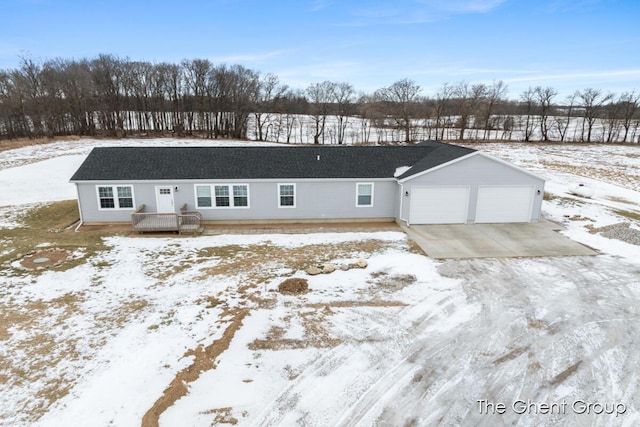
196, 185, 212, 207
98, 186, 114, 209
357, 183, 374, 207
97, 185, 134, 209
215, 185, 230, 207
233, 185, 248, 207
117, 186, 134, 208
278, 184, 296, 208
195, 184, 249, 208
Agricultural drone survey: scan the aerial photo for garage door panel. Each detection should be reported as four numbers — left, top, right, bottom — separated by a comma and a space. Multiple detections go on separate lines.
410, 186, 469, 224
476, 186, 534, 223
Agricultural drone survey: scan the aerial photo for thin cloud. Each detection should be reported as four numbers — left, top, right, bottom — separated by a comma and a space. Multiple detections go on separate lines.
504, 69, 640, 84
546, 0, 602, 13
341, 0, 507, 26
310, 0, 333, 12
212, 50, 291, 64
417, 0, 508, 13
412, 66, 529, 77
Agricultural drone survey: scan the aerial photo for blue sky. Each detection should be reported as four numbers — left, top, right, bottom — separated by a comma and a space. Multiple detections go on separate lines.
1, 0, 639, 99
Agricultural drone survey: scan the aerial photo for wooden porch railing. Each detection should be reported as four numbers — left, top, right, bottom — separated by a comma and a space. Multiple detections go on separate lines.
131, 204, 203, 234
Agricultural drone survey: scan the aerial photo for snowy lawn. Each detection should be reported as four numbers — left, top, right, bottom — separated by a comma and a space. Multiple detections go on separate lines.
1, 138, 640, 427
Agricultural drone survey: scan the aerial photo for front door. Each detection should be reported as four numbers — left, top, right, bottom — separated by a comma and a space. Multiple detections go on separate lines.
156, 186, 175, 213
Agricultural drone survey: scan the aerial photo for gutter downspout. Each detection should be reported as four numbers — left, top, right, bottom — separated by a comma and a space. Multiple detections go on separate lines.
398, 181, 410, 227
74, 183, 84, 232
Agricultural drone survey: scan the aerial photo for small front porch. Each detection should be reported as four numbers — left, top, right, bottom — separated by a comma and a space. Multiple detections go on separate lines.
131, 204, 203, 235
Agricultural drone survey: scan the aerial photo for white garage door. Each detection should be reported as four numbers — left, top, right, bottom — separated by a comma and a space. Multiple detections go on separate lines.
409, 186, 470, 224
475, 186, 535, 223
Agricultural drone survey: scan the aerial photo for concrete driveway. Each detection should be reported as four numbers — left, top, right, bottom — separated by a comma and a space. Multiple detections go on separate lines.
403, 219, 597, 259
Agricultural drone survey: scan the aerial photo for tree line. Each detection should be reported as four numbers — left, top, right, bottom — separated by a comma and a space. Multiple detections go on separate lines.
1, 54, 639, 143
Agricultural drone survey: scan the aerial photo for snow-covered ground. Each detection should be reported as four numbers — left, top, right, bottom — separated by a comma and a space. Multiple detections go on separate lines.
1, 138, 639, 427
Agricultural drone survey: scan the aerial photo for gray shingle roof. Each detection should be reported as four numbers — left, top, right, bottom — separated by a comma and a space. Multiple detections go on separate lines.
69, 141, 475, 181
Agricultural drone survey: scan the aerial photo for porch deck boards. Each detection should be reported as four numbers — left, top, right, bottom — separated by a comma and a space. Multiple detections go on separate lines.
132, 214, 180, 232
131, 204, 202, 234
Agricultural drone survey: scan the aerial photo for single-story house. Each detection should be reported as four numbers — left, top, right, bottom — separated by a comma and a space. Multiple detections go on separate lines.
69, 140, 545, 227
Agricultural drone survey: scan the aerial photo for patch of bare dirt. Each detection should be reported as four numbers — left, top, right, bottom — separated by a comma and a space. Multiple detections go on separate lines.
368, 272, 417, 292
493, 345, 531, 365
549, 360, 583, 386
200, 406, 244, 425
249, 305, 341, 351
0, 292, 86, 422
278, 278, 309, 295
141, 308, 250, 427
197, 240, 397, 285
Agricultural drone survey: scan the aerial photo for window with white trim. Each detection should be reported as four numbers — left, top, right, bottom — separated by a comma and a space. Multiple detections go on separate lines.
215, 185, 230, 207
357, 183, 374, 207
196, 185, 212, 207
278, 183, 296, 208
195, 184, 249, 208
97, 185, 134, 209
233, 185, 248, 207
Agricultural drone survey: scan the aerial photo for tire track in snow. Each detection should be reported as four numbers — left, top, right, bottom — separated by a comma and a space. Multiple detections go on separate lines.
333, 256, 640, 427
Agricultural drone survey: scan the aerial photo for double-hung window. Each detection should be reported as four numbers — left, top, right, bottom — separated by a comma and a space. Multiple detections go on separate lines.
195, 184, 249, 208
356, 183, 374, 207
233, 185, 248, 207
278, 184, 296, 208
215, 185, 230, 207
196, 186, 212, 207
97, 185, 134, 209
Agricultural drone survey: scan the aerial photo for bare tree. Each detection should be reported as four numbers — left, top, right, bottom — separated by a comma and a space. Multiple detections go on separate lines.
534, 86, 557, 141
451, 81, 486, 141
277, 90, 307, 143
520, 87, 537, 142
91, 54, 128, 136
553, 92, 576, 142
154, 62, 184, 135
219, 64, 259, 139
306, 81, 336, 144
0, 69, 29, 138
333, 82, 356, 144
355, 93, 378, 144
602, 95, 623, 143
618, 91, 640, 143
478, 80, 508, 140
374, 78, 421, 143
182, 58, 213, 136
253, 73, 288, 141
433, 82, 453, 140
14, 56, 46, 137
576, 88, 613, 142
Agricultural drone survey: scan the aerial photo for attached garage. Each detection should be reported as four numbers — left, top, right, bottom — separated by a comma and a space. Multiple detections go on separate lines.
398, 148, 545, 225
409, 186, 470, 224
475, 185, 536, 223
